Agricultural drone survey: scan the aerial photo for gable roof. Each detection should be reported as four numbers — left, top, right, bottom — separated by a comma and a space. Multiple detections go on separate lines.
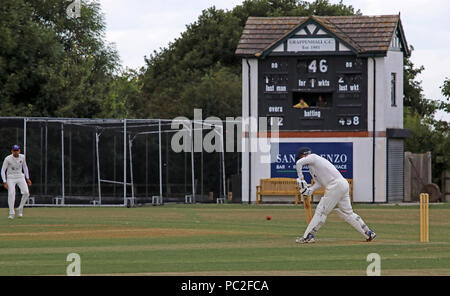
235, 15, 410, 58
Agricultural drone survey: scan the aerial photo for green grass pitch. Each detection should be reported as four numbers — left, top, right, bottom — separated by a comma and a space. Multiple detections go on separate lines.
1, 203, 449, 275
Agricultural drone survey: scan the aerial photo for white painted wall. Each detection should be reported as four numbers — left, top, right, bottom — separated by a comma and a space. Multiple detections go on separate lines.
383, 50, 404, 129
366, 57, 389, 202
368, 52, 404, 131
368, 57, 387, 132
241, 58, 259, 203
365, 50, 404, 202
374, 137, 387, 202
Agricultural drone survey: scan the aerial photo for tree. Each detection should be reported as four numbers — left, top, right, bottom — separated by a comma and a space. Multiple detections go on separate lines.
439, 78, 450, 113
403, 48, 449, 187
100, 68, 143, 119
0, 0, 119, 118
177, 66, 242, 119
442, 78, 450, 98
232, 0, 360, 21
139, 6, 243, 119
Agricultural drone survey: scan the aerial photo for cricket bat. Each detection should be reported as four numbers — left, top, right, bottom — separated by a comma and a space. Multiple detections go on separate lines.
303, 195, 313, 224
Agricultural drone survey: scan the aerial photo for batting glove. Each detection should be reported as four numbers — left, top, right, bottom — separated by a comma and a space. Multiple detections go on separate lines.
297, 178, 308, 190
301, 187, 313, 196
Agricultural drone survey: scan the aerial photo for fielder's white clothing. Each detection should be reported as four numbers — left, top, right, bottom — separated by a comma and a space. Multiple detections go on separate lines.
296, 153, 370, 239
1, 154, 30, 216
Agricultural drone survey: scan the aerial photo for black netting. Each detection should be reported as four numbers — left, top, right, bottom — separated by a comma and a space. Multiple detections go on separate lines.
0, 118, 241, 207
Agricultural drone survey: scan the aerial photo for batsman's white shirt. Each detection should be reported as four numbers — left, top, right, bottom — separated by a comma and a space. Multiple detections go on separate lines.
1, 154, 30, 182
296, 153, 343, 188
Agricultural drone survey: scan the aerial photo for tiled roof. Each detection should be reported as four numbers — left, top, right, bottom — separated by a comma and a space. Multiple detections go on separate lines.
235, 15, 409, 57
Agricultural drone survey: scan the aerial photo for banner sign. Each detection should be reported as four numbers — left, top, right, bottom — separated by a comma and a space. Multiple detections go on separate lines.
271, 142, 353, 182
287, 38, 336, 52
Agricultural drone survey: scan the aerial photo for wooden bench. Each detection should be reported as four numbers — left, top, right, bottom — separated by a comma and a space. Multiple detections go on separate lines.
256, 178, 313, 223
256, 178, 300, 205
310, 179, 353, 203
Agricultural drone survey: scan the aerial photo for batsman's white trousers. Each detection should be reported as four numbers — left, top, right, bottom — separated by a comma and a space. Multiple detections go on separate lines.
7, 177, 29, 216
303, 178, 370, 239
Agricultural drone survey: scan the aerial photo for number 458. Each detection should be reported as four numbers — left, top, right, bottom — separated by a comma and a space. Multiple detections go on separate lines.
339, 116, 359, 126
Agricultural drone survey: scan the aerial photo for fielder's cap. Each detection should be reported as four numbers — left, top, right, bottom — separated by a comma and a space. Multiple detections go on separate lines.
296, 147, 312, 160
12, 145, 20, 151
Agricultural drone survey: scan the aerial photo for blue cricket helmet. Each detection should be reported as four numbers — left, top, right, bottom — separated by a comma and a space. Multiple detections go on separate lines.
296, 147, 312, 160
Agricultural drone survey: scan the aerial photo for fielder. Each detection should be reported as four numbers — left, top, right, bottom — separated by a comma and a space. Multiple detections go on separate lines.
1, 145, 32, 219
295, 147, 376, 243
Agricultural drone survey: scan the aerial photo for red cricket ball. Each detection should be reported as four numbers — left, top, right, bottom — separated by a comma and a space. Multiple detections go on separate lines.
266, 215, 271, 220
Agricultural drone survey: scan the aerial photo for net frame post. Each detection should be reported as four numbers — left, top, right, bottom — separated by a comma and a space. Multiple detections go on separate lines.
159, 119, 163, 203
128, 134, 135, 206
190, 122, 195, 203
95, 131, 102, 205
61, 123, 65, 205
123, 119, 127, 206
23, 118, 27, 157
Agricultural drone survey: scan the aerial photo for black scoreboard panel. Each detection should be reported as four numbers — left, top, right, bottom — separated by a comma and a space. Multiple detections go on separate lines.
258, 56, 368, 131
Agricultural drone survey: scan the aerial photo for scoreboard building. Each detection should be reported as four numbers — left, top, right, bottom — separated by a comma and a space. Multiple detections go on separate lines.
235, 15, 411, 203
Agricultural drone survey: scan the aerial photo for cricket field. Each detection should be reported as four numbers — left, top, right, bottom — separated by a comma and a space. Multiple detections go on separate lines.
1, 203, 449, 276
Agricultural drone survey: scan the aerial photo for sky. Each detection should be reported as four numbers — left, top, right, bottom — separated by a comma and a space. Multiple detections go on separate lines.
99, 0, 450, 121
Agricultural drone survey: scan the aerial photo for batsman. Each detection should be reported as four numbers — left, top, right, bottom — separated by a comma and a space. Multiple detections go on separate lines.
295, 147, 376, 244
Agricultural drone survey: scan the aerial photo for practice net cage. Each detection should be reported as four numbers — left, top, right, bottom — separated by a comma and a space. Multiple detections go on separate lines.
0, 117, 240, 207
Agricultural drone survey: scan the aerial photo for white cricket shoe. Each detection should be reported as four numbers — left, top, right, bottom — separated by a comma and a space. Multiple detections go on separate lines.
366, 230, 376, 242
8, 215, 14, 220
17, 213, 23, 218
296, 233, 315, 244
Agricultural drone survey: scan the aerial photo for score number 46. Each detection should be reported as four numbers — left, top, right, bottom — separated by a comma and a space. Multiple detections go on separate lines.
308, 59, 328, 73
339, 116, 360, 126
